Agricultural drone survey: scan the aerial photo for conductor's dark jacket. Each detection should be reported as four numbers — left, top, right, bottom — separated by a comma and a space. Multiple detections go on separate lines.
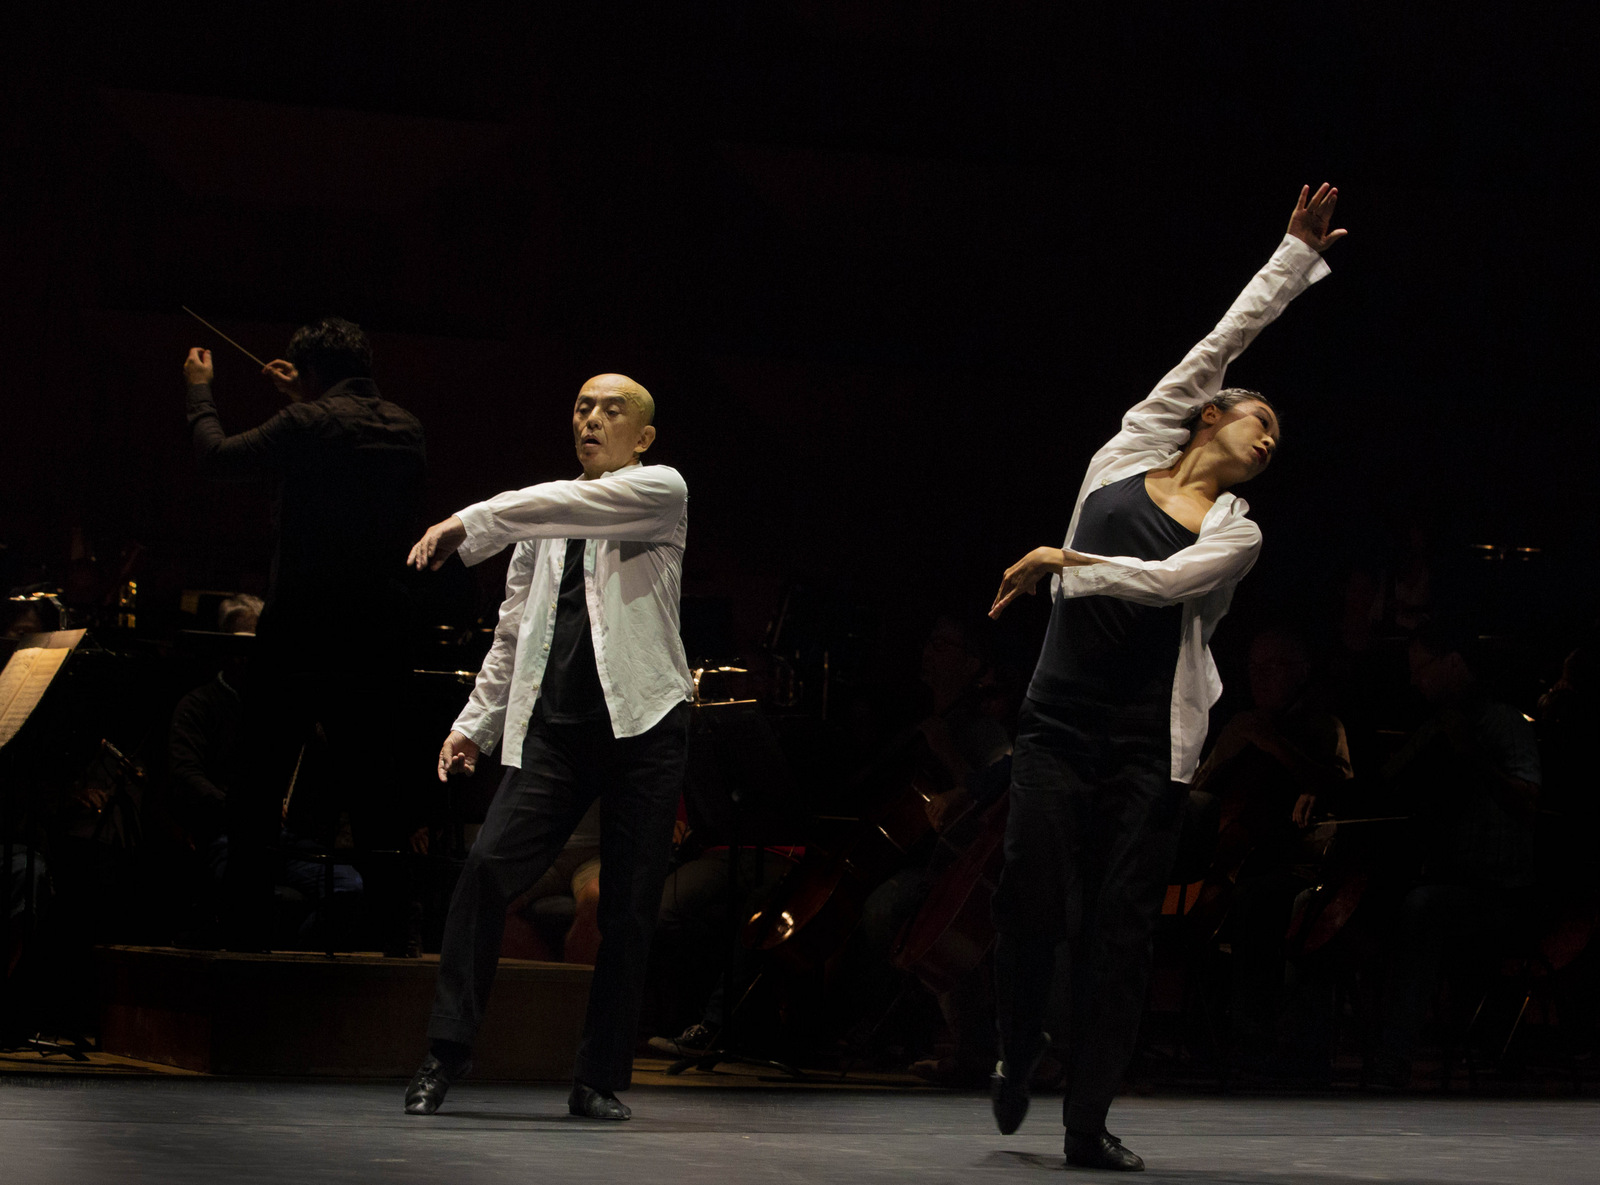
186, 377, 426, 653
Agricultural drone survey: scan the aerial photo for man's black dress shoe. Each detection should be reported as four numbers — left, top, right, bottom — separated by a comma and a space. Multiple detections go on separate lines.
1065, 1129, 1144, 1172
568, 1082, 631, 1120
405, 1053, 470, 1115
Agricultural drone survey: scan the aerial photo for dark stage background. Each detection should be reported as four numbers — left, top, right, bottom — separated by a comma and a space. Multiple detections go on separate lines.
3, 3, 1591, 685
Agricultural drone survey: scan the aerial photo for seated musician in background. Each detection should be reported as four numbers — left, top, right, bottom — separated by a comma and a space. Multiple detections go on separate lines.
645, 805, 799, 1061
1536, 638, 1595, 847
829, 614, 1012, 1082
1190, 625, 1352, 1070
169, 595, 422, 947
168, 596, 261, 896
1533, 637, 1599, 1057
1366, 618, 1541, 1090
182, 319, 426, 955
501, 799, 603, 964
1, 596, 61, 642
402, 374, 692, 1122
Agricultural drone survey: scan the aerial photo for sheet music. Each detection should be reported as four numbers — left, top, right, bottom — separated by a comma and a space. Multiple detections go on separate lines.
0, 630, 86, 750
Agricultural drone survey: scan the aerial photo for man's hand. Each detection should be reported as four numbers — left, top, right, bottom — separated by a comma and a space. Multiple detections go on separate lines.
409, 826, 431, 856
408, 516, 467, 571
71, 784, 111, 814
437, 731, 480, 782
1291, 793, 1318, 828
1287, 182, 1347, 253
184, 347, 214, 386
261, 358, 304, 402
989, 546, 1067, 619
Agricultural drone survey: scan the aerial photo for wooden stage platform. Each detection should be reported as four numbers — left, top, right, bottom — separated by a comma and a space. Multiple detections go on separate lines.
94, 945, 592, 1079
4, 1077, 1598, 1185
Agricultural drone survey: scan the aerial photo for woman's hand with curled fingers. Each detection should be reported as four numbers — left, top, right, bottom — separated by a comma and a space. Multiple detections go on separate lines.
989, 546, 1068, 619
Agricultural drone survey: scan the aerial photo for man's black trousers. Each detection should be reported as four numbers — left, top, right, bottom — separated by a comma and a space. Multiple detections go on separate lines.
428, 702, 690, 1092
992, 694, 1182, 1136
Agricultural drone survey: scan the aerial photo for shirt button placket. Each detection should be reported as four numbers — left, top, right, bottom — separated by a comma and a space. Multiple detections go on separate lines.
546, 557, 558, 650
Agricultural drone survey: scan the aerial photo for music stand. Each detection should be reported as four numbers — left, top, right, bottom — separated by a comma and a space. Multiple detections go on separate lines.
1, 630, 87, 1043
668, 697, 807, 1079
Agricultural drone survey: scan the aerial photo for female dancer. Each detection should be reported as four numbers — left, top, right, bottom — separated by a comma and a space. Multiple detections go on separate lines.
986, 184, 1345, 1171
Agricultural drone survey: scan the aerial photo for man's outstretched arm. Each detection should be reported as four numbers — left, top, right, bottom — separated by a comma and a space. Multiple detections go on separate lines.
408, 465, 687, 571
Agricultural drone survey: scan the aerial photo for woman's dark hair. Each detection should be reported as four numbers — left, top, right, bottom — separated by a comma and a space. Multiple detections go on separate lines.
285, 316, 373, 384
1179, 387, 1279, 443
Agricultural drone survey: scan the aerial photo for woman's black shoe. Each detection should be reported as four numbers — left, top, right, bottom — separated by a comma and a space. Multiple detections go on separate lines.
404, 1053, 470, 1115
1065, 1129, 1144, 1172
990, 1034, 1050, 1135
568, 1082, 632, 1120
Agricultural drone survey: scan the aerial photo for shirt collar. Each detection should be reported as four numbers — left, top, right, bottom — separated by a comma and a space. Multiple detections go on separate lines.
578, 459, 643, 482
318, 376, 380, 402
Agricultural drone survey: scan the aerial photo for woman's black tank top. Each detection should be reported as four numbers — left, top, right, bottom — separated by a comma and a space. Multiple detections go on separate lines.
1028, 471, 1199, 706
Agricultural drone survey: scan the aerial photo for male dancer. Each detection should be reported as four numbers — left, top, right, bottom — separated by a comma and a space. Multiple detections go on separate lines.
403, 374, 693, 1120
986, 186, 1345, 1169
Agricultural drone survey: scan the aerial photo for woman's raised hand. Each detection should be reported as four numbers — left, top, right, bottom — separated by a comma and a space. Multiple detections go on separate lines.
1287, 183, 1347, 253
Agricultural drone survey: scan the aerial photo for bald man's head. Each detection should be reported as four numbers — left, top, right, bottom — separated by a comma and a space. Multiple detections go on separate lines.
584, 373, 654, 424
573, 373, 657, 478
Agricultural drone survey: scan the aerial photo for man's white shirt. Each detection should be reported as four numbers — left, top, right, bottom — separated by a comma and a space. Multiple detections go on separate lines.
450, 462, 694, 765
1052, 234, 1331, 782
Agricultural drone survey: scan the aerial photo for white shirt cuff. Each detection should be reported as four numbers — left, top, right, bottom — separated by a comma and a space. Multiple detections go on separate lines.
455, 502, 496, 567
1279, 233, 1332, 284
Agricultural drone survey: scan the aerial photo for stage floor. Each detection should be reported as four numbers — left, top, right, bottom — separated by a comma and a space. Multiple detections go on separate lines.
1, 1077, 1595, 1184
